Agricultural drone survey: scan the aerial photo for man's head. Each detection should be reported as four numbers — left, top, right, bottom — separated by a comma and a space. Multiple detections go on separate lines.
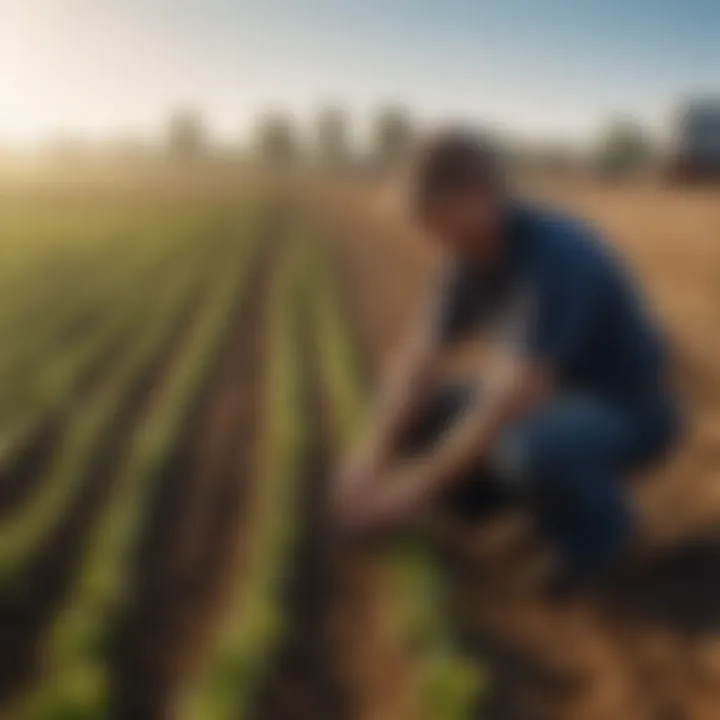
412, 129, 506, 263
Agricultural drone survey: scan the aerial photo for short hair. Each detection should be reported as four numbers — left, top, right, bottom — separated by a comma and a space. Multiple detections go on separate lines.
411, 128, 504, 212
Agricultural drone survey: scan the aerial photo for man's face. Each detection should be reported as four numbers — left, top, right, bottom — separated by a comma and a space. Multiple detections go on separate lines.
420, 187, 503, 263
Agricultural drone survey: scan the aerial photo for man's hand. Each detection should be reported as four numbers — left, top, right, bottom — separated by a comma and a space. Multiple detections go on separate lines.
334, 460, 432, 535
331, 315, 440, 531
331, 446, 384, 521
333, 356, 553, 537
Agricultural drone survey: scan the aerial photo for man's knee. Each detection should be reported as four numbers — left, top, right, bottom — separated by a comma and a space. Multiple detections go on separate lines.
497, 397, 629, 487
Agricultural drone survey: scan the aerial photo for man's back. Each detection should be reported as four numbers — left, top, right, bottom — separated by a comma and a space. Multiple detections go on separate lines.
437, 203, 668, 404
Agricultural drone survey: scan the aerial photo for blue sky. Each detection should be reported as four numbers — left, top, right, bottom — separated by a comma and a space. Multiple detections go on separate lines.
1, 0, 718, 144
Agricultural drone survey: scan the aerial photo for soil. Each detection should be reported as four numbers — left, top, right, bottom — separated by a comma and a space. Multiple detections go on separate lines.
311, 180, 720, 720
252, 252, 422, 720
110, 238, 274, 719
0, 283, 202, 702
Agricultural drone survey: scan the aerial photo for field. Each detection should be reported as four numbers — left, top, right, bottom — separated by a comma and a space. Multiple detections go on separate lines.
0, 174, 718, 720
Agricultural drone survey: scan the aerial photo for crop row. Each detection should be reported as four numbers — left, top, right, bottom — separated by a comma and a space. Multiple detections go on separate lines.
177, 228, 484, 719
0, 231, 240, 586
0, 210, 484, 718
307, 236, 484, 720
1, 216, 259, 718
179, 235, 308, 719
0, 235, 214, 509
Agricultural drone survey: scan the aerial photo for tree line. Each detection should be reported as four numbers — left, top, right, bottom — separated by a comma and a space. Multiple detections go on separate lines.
23, 105, 655, 179
168, 105, 415, 170
170, 105, 655, 178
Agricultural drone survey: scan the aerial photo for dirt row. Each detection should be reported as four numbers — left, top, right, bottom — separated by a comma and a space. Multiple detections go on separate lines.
251, 290, 349, 719
106, 222, 399, 720
0, 210, 402, 719
0, 247, 205, 519
0, 277, 206, 703
109, 239, 275, 718
254, 233, 445, 720
0, 302, 155, 519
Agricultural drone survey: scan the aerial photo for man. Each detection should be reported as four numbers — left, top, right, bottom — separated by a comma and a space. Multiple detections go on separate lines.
333, 129, 680, 592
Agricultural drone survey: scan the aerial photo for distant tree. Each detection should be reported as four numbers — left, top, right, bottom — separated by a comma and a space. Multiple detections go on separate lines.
595, 118, 654, 178
315, 106, 351, 168
371, 106, 414, 168
254, 112, 297, 165
523, 142, 583, 176
167, 109, 206, 160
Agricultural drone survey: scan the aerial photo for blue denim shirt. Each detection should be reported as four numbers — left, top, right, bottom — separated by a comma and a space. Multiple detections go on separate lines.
434, 202, 668, 405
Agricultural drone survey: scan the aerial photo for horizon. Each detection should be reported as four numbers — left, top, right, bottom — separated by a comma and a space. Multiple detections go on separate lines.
2, 0, 719, 149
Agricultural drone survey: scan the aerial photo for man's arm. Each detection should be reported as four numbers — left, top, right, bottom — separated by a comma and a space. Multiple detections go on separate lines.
338, 356, 552, 534
332, 317, 441, 518
336, 224, 611, 535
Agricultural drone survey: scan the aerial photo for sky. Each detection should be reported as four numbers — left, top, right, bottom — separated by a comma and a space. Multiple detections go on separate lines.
1, 0, 718, 146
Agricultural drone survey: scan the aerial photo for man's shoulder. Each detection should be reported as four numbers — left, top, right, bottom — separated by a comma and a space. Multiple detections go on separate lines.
522, 203, 601, 248
519, 203, 612, 273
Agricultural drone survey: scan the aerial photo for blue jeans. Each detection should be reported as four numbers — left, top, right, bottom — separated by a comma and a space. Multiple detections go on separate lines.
404, 384, 680, 573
